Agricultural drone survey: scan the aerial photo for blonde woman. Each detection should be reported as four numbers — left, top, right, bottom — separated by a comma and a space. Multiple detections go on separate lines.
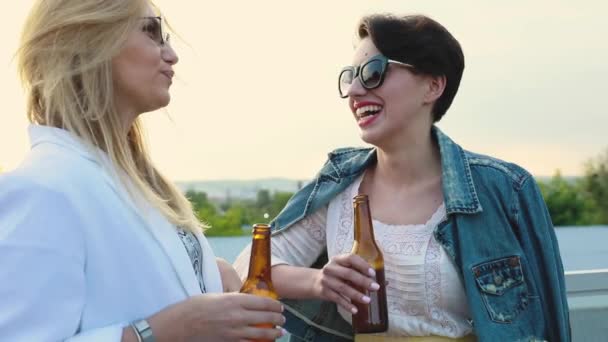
0, 0, 284, 341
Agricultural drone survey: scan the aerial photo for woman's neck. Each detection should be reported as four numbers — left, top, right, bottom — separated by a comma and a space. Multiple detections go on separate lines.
372, 128, 442, 189
114, 96, 138, 136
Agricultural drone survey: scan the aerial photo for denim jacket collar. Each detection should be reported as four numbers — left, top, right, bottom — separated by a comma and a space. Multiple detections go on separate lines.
321, 126, 482, 215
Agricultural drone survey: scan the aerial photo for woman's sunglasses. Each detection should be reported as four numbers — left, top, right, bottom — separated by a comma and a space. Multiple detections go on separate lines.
141, 16, 170, 46
338, 54, 415, 98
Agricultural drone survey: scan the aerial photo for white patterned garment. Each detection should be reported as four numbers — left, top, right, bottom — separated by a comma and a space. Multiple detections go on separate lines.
177, 227, 206, 293
269, 175, 473, 338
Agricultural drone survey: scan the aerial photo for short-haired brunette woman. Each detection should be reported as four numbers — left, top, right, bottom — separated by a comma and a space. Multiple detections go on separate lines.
235, 14, 570, 342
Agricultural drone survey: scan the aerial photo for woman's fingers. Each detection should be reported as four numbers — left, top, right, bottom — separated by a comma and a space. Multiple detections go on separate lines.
333, 254, 375, 277
235, 326, 284, 341
324, 287, 358, 313
324, 260, 378, 292
240, 310, 286, 326
236, 293, 284, 313
321, 276, 369, 304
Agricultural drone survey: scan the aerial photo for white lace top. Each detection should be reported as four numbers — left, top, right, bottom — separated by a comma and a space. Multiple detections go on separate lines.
267, 175, 473, 337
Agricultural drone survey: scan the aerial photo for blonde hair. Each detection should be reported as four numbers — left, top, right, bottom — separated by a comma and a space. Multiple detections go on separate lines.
18, 0, 204, 232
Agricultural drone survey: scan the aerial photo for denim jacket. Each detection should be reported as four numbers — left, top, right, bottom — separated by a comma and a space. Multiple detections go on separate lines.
270, 127, 570, 342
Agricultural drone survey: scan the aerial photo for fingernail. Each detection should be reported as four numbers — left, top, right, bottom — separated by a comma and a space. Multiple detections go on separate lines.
368, 268, 376, 277
370, 282, 380, 290
280, 305, 284, 312
281, 328, 288, 336
361, 295, 371, 303
351, 307, 358, 314
282, 315, 286, 324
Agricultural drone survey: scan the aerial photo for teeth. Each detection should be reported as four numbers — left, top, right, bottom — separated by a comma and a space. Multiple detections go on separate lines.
356, 105, 382, 117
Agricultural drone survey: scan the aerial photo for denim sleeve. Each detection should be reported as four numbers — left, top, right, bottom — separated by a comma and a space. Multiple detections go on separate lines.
515, 177, 571, 342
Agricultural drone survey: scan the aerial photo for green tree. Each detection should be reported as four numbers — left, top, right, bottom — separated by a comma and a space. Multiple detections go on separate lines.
185, 190, 221, 231
256, 189, 272, 210
205, 204, 248, 237
183, 189, 294, 236
270, 192, 293, 218
580, 148, 608, 224
538, 171, 595, 226
185, 190, 212, 212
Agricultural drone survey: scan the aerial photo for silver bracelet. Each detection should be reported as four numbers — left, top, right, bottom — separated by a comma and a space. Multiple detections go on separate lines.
129, 323, 143, 342
130, 319, 155, 342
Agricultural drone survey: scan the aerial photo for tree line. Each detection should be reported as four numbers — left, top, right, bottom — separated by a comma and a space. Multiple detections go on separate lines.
186, 189, 293, 236
2, 148, 605, 233
187, 148, 608, 236
538, 148, 608, 226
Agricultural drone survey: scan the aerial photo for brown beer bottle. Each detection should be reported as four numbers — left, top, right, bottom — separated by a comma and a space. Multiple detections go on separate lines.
351, 194, 389, 333
239, 223, 279, 341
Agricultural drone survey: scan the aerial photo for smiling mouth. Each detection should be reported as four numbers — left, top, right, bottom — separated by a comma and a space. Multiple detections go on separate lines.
355, 104, 383, 120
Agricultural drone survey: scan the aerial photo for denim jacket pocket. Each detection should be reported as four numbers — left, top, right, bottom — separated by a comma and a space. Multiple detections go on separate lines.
472, 255, 530, 323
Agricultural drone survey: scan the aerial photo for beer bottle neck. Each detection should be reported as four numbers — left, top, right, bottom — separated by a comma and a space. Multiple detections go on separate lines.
246, 229, 272, 282
353, 200, 376, 244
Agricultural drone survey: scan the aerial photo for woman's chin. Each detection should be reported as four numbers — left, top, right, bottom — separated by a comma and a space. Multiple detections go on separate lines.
146, 94, 171, 112
158, 92, 171, 107
359, 128, 382, 146
360, 130, 397, 150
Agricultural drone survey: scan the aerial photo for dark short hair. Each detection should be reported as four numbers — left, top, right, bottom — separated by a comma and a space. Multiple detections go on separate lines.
358, 14, 465, 122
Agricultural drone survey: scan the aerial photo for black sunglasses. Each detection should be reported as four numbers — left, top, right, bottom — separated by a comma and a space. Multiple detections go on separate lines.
338, 54, 415, 98
141, 16, 170, 46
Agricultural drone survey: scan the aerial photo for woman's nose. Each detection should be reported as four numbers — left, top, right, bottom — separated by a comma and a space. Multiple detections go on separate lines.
162, 43, 179, 65
346, 77, 366, 97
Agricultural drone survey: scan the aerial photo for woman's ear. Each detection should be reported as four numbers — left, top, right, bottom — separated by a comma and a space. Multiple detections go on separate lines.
424, 75, 446, 104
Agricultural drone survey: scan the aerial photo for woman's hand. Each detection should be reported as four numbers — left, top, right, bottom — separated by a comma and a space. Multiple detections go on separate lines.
216, 257, 243, 292
312, 253, 380, 314
127, 293, 285, 342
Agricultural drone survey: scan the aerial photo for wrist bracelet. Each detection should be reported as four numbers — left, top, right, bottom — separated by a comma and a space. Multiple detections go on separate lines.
130, 319, 155, 342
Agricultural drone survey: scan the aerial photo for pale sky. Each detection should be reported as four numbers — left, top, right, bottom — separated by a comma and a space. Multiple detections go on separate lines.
1, 1, 607, 180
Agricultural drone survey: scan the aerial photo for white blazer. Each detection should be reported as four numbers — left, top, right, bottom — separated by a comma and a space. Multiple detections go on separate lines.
0, 125, 223, 341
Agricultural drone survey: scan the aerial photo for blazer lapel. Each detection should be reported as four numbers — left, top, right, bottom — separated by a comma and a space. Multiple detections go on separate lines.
143, 206, 206, 296
95, 159, 205, 297
29, 125, 205, 297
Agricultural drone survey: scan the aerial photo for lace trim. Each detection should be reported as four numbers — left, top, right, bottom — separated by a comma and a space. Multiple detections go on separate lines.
424, 229, 456, 334
301, 215, 326, 243
335, 189, 354, 254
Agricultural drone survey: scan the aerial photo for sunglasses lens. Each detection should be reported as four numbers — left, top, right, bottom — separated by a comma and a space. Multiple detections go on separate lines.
154, 20, 163, 44
143, 17, 164, 45
361, 59, 383, 88
339, 69, 354, 97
